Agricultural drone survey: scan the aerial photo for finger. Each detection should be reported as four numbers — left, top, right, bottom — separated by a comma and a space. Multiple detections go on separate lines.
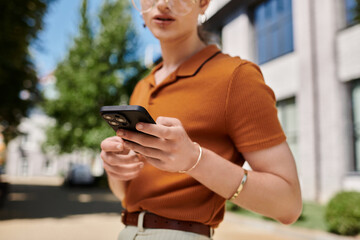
106, 170, 141, 181
123, 141, 168, 160
117, 130, 167, 151
104, 162, 143, 181
135, 118, 181, 140
103, 160, 143, 174
101, 136, 125, 152
101, 151, 140, 166
106, 171, 141, 181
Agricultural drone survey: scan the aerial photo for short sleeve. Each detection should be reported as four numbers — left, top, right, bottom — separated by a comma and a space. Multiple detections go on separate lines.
225, 61, 286, 152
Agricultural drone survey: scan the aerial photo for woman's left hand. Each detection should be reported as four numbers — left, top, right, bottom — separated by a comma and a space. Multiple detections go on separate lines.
116, 116, 199, 173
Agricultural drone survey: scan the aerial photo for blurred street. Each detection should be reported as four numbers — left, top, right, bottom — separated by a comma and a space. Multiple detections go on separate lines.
0, 176, 123, 240
0, 177, 358, 240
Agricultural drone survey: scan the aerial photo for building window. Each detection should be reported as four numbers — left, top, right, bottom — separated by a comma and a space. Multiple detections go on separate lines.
277, 97, 298, 162
345, 0, 358, 26
254, 0, 294, 64
351, 80, 360, 172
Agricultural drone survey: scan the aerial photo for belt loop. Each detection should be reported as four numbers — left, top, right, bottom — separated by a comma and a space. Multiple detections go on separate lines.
210, 227, 214, 239
137, 211, 146, 232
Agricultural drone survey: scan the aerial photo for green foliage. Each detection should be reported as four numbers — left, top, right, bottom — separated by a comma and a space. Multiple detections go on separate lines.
292, 202, 327, 231
356, 0, 360, 23
325, 191, 360, 236
225, 201, 242, 212
227, 201, 328, 231
0, 0, 51, 143
42, 0, 143, 154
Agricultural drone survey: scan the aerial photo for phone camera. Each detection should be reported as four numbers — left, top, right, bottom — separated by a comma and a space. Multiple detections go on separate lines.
109, 121, 119, 126
115, 114, 127, 123
103, 114, 113, 120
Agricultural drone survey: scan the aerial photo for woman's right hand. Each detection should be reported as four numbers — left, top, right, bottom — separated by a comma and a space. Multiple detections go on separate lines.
100, 136, 144, 181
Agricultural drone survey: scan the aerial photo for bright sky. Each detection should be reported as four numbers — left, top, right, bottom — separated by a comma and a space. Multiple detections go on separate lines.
32, 0, 160, 77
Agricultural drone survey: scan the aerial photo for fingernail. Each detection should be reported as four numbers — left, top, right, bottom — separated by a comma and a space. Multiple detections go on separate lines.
139, 163, 144, 168
136, 123, 143, 130
116, 144, 123, 150
117, 130, 124, 136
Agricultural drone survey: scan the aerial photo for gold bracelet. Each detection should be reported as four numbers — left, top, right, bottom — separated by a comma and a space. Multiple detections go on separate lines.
229, 169, 248, 201
178, 142, 202, 174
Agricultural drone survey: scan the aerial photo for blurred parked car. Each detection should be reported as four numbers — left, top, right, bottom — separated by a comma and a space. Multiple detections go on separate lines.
64, 164, 94, 187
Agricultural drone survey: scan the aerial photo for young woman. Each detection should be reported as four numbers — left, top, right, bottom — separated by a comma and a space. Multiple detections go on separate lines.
100, 0, 302, 239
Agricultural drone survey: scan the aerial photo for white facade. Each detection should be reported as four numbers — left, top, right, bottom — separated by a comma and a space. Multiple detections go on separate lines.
5, 73, 104, 178
5, 109, 104, 178
6, 110, 59, 176
207, 0, 360, 202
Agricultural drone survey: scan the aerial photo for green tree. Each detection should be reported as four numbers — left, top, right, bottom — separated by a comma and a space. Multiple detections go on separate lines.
356, 0, 360, 23
42, 0, 142, 154
0, 0, 51, 143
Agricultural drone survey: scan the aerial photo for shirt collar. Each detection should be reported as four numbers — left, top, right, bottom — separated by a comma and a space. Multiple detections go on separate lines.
144, 44, 221, 86
176, 44, 221, 77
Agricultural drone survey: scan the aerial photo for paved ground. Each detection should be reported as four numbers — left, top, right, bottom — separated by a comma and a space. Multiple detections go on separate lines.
0, 176, 358, 240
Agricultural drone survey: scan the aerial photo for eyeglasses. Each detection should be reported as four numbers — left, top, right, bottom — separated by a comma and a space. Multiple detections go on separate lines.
131, 0, 197, 16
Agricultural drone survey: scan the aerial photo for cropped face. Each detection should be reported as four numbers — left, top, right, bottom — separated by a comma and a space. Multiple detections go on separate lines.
132, 0, 197, 16
133, 0, 209, 43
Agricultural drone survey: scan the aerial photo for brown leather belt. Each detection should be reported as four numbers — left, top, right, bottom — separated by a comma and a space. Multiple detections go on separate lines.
121, 210, 212, 238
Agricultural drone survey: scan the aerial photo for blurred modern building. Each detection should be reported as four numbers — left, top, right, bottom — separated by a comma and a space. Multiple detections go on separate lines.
206, 0, 360, 202
5, 72, 104, 178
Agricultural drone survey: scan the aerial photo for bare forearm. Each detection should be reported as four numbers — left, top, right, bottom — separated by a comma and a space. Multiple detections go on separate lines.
189, 148, 302, 224
234, 170, 302, 224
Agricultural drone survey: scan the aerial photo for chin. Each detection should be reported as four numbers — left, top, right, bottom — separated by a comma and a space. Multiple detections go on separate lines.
152, 31, 178, 42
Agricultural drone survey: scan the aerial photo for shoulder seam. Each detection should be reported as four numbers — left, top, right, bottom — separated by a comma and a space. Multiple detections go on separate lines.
224, 61, 247, 134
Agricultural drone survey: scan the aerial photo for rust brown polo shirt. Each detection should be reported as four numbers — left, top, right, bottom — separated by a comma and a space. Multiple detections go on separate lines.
124, 45, 286, 227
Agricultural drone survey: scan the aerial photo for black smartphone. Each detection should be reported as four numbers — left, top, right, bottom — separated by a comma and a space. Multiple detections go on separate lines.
100, 105, 155, 133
